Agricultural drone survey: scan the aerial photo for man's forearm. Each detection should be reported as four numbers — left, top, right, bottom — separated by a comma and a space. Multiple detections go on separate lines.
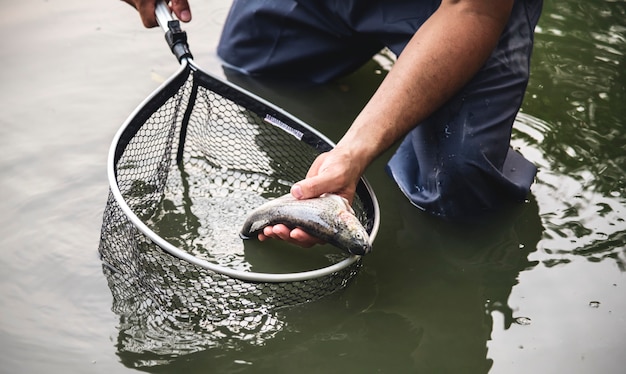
335, 0, 514, 172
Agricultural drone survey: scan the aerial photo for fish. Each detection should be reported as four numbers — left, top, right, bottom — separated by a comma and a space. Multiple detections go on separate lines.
240, 193, 372, 255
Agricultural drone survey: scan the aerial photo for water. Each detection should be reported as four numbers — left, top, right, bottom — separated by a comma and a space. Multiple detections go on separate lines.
0, 0, 624, 373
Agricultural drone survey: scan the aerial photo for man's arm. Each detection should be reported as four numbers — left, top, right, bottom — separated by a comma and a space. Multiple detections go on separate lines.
262, 0, 515, 245
121, 0, 192, 28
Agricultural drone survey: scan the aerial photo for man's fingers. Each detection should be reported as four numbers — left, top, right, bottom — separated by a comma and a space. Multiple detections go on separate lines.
137, 2, 158, 27
258, 225, 323, 248
170, 0, 192, 22
122, 0, 191, 28
291, 173, 353, 202
289, 228, 324, 247
291, 177, 326, 200
270, 224, 292, 241
120, 0, 157, 28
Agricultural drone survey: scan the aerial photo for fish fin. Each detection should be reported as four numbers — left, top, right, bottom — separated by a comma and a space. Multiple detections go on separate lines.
329, 193, 355, 214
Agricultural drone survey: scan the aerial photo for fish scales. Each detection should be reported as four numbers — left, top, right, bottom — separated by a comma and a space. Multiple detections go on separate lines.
240, 193, 371, 255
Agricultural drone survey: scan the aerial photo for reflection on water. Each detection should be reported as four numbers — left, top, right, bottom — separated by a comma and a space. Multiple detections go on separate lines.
526, 0, 625, 185
513, 113, 626, 269
358, 196, 544, 372
513, 0, 626, 271
6, 0, 626, 372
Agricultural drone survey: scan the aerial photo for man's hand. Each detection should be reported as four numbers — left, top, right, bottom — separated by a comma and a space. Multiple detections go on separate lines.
258, 225, 325, 247
121, 0, 191, 28
250, 0, 515, 249
292, 147, 364, 204
258, 147, 366, 247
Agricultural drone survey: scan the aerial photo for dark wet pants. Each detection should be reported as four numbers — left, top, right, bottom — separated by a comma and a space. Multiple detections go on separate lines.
217, 0, 543, 221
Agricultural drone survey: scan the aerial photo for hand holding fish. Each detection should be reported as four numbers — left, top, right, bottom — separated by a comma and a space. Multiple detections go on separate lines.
258, 146, 368, 249
258, 224, 325, 248
241, 192, 371, 255
291, 148, 364, 203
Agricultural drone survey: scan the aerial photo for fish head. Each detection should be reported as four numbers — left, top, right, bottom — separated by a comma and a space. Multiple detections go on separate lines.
337, 210, 372, 256
346, 230, 371, 256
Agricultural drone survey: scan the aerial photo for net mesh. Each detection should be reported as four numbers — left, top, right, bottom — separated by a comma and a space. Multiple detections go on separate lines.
99, 62, 376, 355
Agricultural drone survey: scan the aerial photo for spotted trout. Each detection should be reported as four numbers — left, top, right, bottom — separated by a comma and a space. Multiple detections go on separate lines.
240, 193, 372, 255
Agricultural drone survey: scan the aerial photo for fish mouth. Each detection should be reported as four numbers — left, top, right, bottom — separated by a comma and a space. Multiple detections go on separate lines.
348, 242, 372, 256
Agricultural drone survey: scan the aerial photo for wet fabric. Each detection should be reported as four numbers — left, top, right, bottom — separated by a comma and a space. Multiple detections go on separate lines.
217, 0, 543, 221
218, 0, 441, 83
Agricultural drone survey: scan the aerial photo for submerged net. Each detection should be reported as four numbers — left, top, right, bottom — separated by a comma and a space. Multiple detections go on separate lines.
99, 61, 378, 355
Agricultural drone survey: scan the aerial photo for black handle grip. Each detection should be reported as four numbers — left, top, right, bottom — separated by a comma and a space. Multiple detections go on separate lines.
164, 20, 193, 62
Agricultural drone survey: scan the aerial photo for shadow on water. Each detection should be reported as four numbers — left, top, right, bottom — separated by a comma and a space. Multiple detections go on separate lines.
364, 194, 542, 372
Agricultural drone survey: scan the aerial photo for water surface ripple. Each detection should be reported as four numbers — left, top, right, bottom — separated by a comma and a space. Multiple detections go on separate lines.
514, 0, 626, 270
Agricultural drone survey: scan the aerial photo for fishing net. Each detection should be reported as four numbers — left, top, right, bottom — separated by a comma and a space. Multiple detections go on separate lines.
98, 52, 379, 353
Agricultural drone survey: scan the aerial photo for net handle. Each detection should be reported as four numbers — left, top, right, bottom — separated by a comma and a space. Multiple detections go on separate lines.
155, 0, 193, 62
155, 0, 173, 31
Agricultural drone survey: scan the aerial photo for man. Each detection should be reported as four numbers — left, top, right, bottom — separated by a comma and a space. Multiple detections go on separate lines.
123, 0, 543, 247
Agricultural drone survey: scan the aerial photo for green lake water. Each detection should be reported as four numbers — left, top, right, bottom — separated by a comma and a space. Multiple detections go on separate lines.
0, 0, 624, 373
